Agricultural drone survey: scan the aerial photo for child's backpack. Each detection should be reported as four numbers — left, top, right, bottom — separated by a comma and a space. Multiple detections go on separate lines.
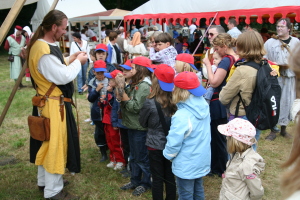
235, 59, 281, 130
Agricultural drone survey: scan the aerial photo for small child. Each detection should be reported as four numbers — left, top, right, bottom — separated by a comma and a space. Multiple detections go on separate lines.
149, 32, 178, 68
203, 51, 222, 104
163, 71, 211, 200
87, 60, 108, 162
103, 70, 126, 170
180, 42, 190, 54
218, 118, 265, 200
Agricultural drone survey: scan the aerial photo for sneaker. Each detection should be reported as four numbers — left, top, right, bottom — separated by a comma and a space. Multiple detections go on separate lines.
114, 162, 124, 170
132, 186, 147, 196
90, 121, 94, 125
271, 126, 280, 133
107, 161, 116, 168
265, 132, 277, 141
84, 118, 91, 122
120, 182, 136, 190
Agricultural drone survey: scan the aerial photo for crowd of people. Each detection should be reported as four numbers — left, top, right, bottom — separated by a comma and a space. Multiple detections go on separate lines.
5, 8, 299, 200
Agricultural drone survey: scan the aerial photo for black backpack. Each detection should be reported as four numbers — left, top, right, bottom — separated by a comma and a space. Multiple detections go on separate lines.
235, 60, 281, 130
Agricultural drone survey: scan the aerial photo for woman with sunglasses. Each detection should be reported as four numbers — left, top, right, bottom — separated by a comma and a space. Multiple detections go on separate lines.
202, 33, 238, 178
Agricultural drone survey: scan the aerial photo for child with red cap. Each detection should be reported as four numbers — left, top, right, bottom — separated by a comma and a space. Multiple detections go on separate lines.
102, 70, 126, 170
163, 71, 211, 200
139, 64, 177, 200
180, 42, 190, 54
218, 118, 264, 200
118, 56, 152, 196
87, 60, 109, 162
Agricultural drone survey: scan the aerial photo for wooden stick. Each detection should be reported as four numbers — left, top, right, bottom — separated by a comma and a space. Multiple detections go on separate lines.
0, 0, 60, 128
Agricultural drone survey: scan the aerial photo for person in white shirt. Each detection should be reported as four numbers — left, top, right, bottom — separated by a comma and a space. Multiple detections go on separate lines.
188, 23, 197, 43
84, 25, 97, 41
70, 32, 91, 94
124, 32, 147, 59
80, 29, 88, 41
227, 18, 242, 39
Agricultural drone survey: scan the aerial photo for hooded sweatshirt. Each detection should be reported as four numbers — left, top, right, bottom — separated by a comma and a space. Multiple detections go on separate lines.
163, 94, 211, 179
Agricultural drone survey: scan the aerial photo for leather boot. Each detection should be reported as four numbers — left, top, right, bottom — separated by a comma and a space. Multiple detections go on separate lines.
99, 146, 108, 162
280, 126, 292, 139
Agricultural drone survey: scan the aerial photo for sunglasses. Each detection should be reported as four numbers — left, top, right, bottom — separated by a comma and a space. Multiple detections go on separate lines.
208, 33, 215, 37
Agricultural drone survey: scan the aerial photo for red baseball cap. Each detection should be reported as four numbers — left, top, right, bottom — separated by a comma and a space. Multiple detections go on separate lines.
183, 42, 188, 47
154, 64, 175, 92
132, 56, 153, 72
93, 60, 106, 72
120, 59, 132, 70
176, 53, 197, 70
95, 43, 108, 52
174, 71, 206, 96
104, 70, 123, 79
15, 25, 22, 31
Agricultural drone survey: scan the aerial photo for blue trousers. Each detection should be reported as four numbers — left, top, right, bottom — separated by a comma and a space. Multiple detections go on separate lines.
176, 176, 205, 200
127, 129, 151, 188
77, 61, 88, 93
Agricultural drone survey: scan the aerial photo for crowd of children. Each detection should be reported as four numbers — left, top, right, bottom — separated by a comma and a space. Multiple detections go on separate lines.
81, 30, 266, 199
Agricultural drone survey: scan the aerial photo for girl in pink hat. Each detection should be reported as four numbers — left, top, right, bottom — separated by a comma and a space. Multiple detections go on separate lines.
218, 118, 265, 200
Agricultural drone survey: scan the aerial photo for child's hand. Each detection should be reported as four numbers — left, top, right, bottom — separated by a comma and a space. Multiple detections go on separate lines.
81, 84, 88, 92
96, 83, 104, 92
107, 85, 113, 92
113, 127, 119, 130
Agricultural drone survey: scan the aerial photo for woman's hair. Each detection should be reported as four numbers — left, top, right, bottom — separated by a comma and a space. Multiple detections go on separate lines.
236, 30, 266, 62
172, 86, 190, 104
281, 46, 300, 198
26, 10, 67, 61
148, 76, 177, 116
175, 60, 197, 73
109, 31, 118, 41
155, 32, 173, 44
226, 136, 255, 154
131, 64, 151, 86
72, 32, 81, 40
212, 33, 236, 48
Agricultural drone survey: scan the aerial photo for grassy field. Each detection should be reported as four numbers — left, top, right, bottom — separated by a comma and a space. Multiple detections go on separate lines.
0, 52, 295, 200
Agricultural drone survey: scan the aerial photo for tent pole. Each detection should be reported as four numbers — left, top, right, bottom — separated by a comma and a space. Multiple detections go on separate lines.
0, 0, 59, 128
0, 0, 26, 46
50, 0, 59, 11
98, 19, 101, 43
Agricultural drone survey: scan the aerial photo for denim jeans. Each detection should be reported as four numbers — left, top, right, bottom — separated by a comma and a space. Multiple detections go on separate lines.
127, 129, 151, 188
176, 176, 205, 200
77, 61, 88, 93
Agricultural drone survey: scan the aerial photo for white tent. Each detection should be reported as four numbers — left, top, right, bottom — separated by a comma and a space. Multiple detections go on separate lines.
31, 0, 106, 31
125, 0, 300, 26
0, 0, 38, 10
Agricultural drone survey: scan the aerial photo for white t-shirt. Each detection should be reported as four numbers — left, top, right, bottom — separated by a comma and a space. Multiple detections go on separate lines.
86, 29, 96, 37
189, 24, 197, 34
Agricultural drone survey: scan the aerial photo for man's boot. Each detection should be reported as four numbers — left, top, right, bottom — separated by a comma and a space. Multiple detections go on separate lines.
265, 131, 277, 141
280, 126, 292, 139
99, 146, 108, 162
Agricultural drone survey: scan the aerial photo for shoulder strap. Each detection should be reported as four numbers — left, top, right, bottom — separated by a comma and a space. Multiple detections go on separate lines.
44, 83, 57, 97
272, 35, 292, 54
154, 100, 169, 136
224, 55, 236, 71
75, 42, 82, 51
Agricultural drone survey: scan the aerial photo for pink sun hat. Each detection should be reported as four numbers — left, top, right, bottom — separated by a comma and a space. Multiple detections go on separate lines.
217, 118, 256, 146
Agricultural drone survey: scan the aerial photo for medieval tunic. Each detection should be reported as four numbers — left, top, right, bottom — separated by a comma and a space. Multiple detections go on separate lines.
264, 37, 300, 126
6, 35, 26, 80
29, 39, 81, 174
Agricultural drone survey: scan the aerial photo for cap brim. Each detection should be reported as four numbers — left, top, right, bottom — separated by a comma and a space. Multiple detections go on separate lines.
94, 68, 106, 72
158, 80, 174, 92
188, 84, 206, 97
190, 64, 198, 70
119, 65, 132, 70
104, 73, 112, 78
95, 48, 107, 52
146, 67, 154, 73
217, 124, 231, 137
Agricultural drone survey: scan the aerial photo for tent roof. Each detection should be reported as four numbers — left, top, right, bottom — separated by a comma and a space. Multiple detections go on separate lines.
69, 9, 130, 22
0, 0, 38, 10
125, 0, 300, 25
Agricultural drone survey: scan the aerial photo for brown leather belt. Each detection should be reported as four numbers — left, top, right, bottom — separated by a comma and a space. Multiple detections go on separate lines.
48, 96, 76, 121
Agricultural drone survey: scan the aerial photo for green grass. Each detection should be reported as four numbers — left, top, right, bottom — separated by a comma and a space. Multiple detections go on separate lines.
0, 53, 295, 199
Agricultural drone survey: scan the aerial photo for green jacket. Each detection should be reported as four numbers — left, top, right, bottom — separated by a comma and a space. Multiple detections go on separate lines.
121, 77, 151, 130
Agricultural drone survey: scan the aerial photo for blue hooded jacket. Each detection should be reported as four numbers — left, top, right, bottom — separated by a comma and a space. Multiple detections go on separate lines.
163, 94, 211, 179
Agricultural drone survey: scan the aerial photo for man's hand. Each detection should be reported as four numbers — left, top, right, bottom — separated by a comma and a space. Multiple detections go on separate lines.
69, 51, 83, 63
77, 52, 88, 65
96, 83, 104, 92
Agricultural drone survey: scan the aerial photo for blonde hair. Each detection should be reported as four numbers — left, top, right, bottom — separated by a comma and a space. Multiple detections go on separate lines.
227, 136, 255, 154
175, 60, 197, 73
172, 86, 190, 104
281, 46, 300, 199
212, 33, 236, 48
236, 31, 266, 62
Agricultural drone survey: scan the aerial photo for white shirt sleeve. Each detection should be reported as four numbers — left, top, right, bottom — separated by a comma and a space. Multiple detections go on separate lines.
38, 54, 81, 85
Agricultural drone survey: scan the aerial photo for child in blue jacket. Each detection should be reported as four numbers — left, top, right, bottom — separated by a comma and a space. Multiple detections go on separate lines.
163, 71, 211, 200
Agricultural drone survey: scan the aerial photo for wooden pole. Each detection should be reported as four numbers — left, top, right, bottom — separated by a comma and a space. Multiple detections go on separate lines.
0, 0, 26, 46
0, 0, 59, 128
